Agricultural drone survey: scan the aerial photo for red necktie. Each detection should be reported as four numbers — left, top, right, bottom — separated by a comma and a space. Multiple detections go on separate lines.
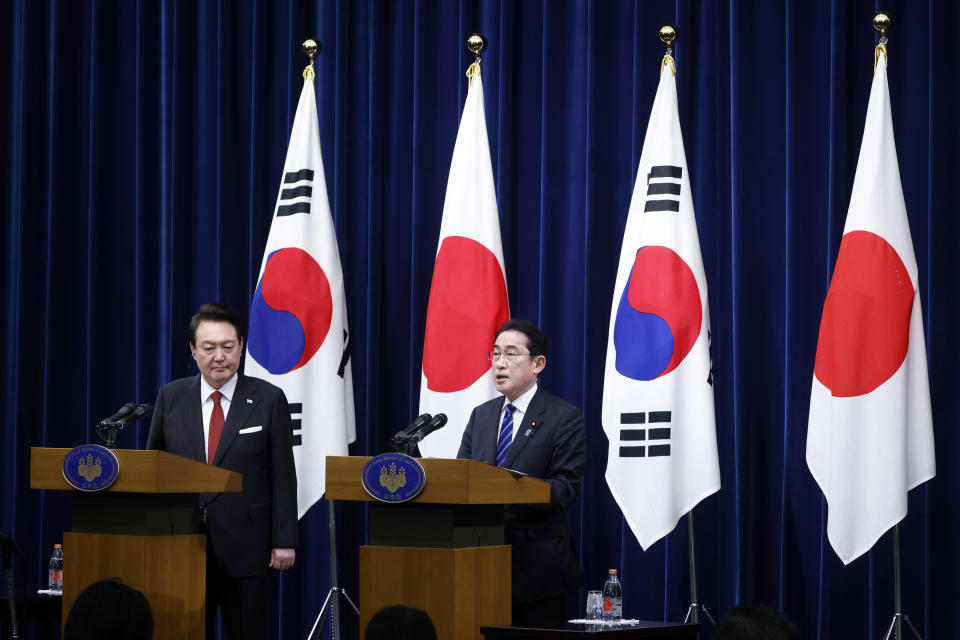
208, 391, 224, 464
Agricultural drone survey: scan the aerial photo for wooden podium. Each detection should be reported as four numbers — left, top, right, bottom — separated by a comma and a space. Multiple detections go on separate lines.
326, 456, 550, 640
30, 447, 241, 639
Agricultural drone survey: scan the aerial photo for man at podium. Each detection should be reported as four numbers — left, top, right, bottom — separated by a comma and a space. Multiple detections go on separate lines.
146, 303, 298, 639
457, 318, 587, 627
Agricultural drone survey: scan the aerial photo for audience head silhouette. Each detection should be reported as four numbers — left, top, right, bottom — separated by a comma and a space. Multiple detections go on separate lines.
712, 602, 800, 640
64, 578, 153, 640
365, 604, 437, 640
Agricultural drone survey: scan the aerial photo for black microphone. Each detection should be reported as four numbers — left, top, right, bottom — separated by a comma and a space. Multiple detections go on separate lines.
115, 402, 154, 427
98, 402, 138, 426
408, 413, 447, 443
390, 413, 432, 443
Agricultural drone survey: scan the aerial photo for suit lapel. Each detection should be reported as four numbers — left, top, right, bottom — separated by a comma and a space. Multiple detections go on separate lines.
212, 375, 258, 466
483, 397, 506, 464
504, 388, 546, 469
182, 376, 206, 462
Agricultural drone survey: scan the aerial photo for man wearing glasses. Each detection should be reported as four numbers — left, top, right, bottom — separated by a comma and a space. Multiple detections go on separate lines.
457, 318, 587, 626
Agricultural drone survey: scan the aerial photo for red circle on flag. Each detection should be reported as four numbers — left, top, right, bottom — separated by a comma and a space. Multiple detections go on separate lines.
624, 245, 702, 378
814, 230, 914, 397
259, 247, 333, 370
422, 236, 509, 393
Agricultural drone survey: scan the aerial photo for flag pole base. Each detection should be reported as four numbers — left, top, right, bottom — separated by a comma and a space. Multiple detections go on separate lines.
683, 510, 714, 629
880, 524, 923, 640
306, 586, 359, 640
683, 602, 715, 626
305, 500, 359, 640
882, 614, 923, 640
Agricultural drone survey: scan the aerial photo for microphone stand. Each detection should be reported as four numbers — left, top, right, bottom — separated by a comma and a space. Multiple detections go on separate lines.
390, 435, 418, 457
1, 533, 20, 640
95, 421, 124, 449
390, 416, 446, 456
95, 404, 153, 449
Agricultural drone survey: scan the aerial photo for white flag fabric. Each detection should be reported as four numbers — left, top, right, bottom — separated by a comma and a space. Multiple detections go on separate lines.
601, 63, 720, 550
806, 52, 935, 564
418, 67, 509, 458
244, 75, 356, 518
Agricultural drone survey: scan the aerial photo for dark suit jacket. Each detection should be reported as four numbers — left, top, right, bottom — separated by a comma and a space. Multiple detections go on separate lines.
146, 374, 298, 578
457, 387, 586, 603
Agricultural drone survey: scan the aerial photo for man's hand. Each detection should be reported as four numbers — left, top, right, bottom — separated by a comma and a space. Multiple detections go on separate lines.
269, 548, 295, 571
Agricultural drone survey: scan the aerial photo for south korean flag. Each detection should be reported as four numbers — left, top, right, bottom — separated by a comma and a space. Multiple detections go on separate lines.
601, 60, 720, 550
245, 72, 356, 519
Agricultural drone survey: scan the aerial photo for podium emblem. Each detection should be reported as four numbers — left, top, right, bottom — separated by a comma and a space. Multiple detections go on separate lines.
361, 453, 426, 503
62, 445, 120, 491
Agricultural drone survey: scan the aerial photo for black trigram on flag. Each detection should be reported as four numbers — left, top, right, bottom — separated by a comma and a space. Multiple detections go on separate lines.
618, 411, 671, 457
277, 168, 314, 217
290, 402, 304, 446
644, 165, 682, 212
337, 330, 351, 379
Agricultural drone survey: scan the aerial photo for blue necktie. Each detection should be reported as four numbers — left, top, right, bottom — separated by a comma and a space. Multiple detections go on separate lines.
496, 403, 516, 467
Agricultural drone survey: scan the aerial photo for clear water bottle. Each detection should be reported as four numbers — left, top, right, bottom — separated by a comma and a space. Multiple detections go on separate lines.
48, 543, 63, 592
602, 568, 622, 620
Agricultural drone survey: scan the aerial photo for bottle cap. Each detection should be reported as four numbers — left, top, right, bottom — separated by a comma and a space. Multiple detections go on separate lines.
54, 544, 62, 549
608, 568, 617, 574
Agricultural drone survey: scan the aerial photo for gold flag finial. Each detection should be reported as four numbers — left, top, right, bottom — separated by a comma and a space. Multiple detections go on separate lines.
660, 25, 677, 75
873, 13, 890, 73
466, 33, 487, 87
302, 38, 320, 81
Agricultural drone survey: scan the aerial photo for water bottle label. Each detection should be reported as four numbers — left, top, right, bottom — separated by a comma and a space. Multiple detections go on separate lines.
50, 569, 62, 584
602, 597, 622, 618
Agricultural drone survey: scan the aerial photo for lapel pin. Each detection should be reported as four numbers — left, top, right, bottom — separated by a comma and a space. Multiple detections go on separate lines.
246, 398, 254, 404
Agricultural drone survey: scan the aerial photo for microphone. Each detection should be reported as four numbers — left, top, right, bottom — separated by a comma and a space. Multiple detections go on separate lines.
408, 413, 447, 443
389, 413, 432, 454
96, 402, 152, 449
98, 402, 138, 426
390, 413, 432, 443
115, 403, 154, 427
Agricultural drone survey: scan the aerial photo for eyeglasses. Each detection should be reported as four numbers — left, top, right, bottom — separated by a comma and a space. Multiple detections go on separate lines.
488, 350, 532, 362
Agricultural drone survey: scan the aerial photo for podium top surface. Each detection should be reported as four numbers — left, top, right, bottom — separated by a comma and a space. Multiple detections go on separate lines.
325, 456, 550, 504
30, 447, 242, 493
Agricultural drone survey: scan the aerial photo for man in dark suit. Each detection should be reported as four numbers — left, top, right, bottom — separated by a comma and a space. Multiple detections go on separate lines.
146, 303, 298, 640
457, 318, 586, 627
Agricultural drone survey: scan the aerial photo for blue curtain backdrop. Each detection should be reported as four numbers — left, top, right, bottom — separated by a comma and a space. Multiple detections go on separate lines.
3, 0, 959, 638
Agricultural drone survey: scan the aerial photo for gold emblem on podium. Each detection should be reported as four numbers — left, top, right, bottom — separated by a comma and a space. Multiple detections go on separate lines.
77, 453, 103, 482
379, 463, 407, 493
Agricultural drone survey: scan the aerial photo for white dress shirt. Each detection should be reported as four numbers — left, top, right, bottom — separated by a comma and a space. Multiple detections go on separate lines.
500, 383, 538, 441
200, 373, 237, 460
